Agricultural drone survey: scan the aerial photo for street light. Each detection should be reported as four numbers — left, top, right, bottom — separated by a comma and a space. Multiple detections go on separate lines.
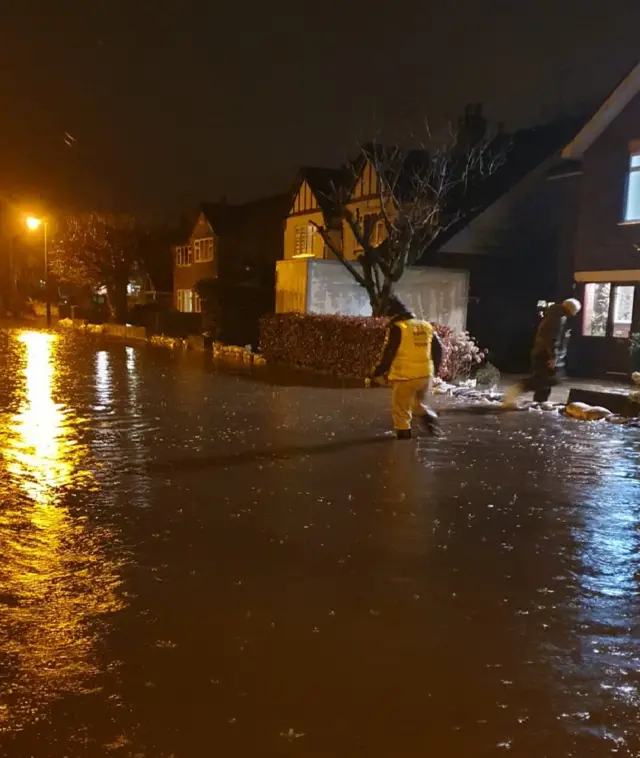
25, 216, 50, 327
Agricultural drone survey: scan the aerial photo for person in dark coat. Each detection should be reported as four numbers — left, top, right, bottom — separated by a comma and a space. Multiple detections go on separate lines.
503, 298, 581, 406
370, 296, 444, 439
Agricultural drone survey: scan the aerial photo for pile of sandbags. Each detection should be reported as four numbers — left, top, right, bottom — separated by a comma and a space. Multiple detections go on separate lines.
212, 343, 262, 364
150, 335, 186, 350
432, 379, 502, 403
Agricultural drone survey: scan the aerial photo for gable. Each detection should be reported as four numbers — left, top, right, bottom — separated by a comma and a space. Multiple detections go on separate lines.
290, 180, 320, 215
189, 211, 214, 240
349, 159, 378, 201
563, 62, 640, 159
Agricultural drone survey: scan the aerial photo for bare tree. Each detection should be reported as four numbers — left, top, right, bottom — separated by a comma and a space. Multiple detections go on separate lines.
313, 123, 507, 316
52, 213, 143, 321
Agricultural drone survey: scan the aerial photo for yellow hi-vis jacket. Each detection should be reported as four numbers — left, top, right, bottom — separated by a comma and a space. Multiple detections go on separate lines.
387, 319, 435, 381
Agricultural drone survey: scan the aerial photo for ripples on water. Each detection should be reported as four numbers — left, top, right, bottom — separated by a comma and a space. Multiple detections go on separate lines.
0, 331, 124, 734
0, 329, 640, 756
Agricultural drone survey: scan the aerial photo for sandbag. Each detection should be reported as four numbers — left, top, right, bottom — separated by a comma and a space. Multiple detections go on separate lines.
584, 405, 612, 421
565, 402, 612, 421
565, 402, 592, 420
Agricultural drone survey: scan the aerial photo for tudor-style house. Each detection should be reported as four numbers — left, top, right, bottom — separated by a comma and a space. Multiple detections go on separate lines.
283, 156, 387, 263
284, 166, 346, 261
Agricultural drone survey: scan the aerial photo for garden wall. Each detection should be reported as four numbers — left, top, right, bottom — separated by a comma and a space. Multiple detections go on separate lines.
275, 259, 469, 332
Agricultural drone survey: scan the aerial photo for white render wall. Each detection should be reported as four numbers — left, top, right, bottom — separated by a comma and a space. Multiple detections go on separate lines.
275, 259, 469, 332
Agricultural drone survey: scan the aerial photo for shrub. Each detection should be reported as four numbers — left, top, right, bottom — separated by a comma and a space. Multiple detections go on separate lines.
446, 330, 485, 382
259, 313, 478, 381
260, 313, 388, 377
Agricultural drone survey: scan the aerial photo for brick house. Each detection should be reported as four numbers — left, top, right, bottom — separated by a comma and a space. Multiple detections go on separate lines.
173, 194, 289, 314
561, 62, 640, 377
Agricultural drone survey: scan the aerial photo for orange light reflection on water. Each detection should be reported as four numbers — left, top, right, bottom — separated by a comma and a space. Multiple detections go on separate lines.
0, 331, 124, 733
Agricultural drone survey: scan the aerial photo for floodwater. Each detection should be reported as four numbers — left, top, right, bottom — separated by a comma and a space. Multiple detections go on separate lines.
1, 328, 640, 757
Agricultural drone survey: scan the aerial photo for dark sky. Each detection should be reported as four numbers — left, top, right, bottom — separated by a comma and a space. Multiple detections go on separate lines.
2, 0, 640, 217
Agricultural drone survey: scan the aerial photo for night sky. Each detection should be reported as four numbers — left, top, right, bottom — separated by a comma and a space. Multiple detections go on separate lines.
2, 0, 640, 216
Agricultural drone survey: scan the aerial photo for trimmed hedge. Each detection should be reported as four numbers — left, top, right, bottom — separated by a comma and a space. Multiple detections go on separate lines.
260, 313, 455, 379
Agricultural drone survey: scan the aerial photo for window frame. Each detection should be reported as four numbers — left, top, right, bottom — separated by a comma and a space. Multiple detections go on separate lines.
294, 224, 315, 257
194, 237, 214, 263
623, 152, 640, 223
582, 281, 637, 339
177, 289, 194, 313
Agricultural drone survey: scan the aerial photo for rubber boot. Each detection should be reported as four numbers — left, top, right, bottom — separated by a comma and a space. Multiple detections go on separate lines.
420, 408, 441, 436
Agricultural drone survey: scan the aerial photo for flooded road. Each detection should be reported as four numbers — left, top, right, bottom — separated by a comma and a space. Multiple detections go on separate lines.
1, 327, 639, 757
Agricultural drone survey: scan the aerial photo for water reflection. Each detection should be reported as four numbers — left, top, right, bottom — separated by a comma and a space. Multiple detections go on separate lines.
0, 331, 124, 732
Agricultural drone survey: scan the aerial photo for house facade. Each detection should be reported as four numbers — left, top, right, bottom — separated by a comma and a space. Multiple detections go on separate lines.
278, 156, 468, 328
173, 209, 217, 313
283, 168, 345, 262
561, 62, 640, 377
283, 159, 388, 263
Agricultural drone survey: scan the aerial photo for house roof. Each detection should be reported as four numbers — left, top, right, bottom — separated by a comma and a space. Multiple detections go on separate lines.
200, 201, 244, 235
423, 115, 588, 256
292, 165, 347, 216
197, 193, 290, 237
562, 61, 640, 159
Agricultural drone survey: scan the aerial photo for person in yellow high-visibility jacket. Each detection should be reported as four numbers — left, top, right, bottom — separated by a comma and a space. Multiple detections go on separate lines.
371, 296, 443, 440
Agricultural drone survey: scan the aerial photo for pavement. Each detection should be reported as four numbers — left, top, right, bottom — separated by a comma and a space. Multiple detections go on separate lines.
1, 326, 640, 757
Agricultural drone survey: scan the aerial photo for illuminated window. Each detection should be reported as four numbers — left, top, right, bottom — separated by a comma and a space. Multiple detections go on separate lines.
177, 289, 194, 313
194, 292, 202, 313
612, 285, 634, 337
624, 153, 640, 222
294, 225, 315, 257
194, 238, 214, 263
355, 213, 384, 253
583, 282, 611, 336
175, 246, 193, 267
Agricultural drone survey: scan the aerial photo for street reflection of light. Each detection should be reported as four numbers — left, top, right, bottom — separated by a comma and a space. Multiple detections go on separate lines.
126, 346, 139, 393
95, 350, 111, 406
0, 330, 124, 731
6, 331, 80, 502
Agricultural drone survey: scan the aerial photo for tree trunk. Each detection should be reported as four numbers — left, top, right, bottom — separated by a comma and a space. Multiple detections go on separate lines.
107, 282, 129, 323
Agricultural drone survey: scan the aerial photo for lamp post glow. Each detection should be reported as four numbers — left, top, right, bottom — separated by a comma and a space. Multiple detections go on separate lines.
25, 216, 50, 327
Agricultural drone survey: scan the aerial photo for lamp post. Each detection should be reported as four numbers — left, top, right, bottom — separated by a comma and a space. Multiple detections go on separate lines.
25, 216, 50, 327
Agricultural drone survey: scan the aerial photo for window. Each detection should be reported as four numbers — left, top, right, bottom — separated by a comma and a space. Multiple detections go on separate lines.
194, 237, 214, 263
175, 246, 193, 267
194, 292, 202, 313
612, 285, 635, 337
294, 225, 315, 257
355, 213, 384, 252
177, 289, 194, 313
583, 282, 611, 336
624, 153, 640, 222
583, 282, 636, 337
